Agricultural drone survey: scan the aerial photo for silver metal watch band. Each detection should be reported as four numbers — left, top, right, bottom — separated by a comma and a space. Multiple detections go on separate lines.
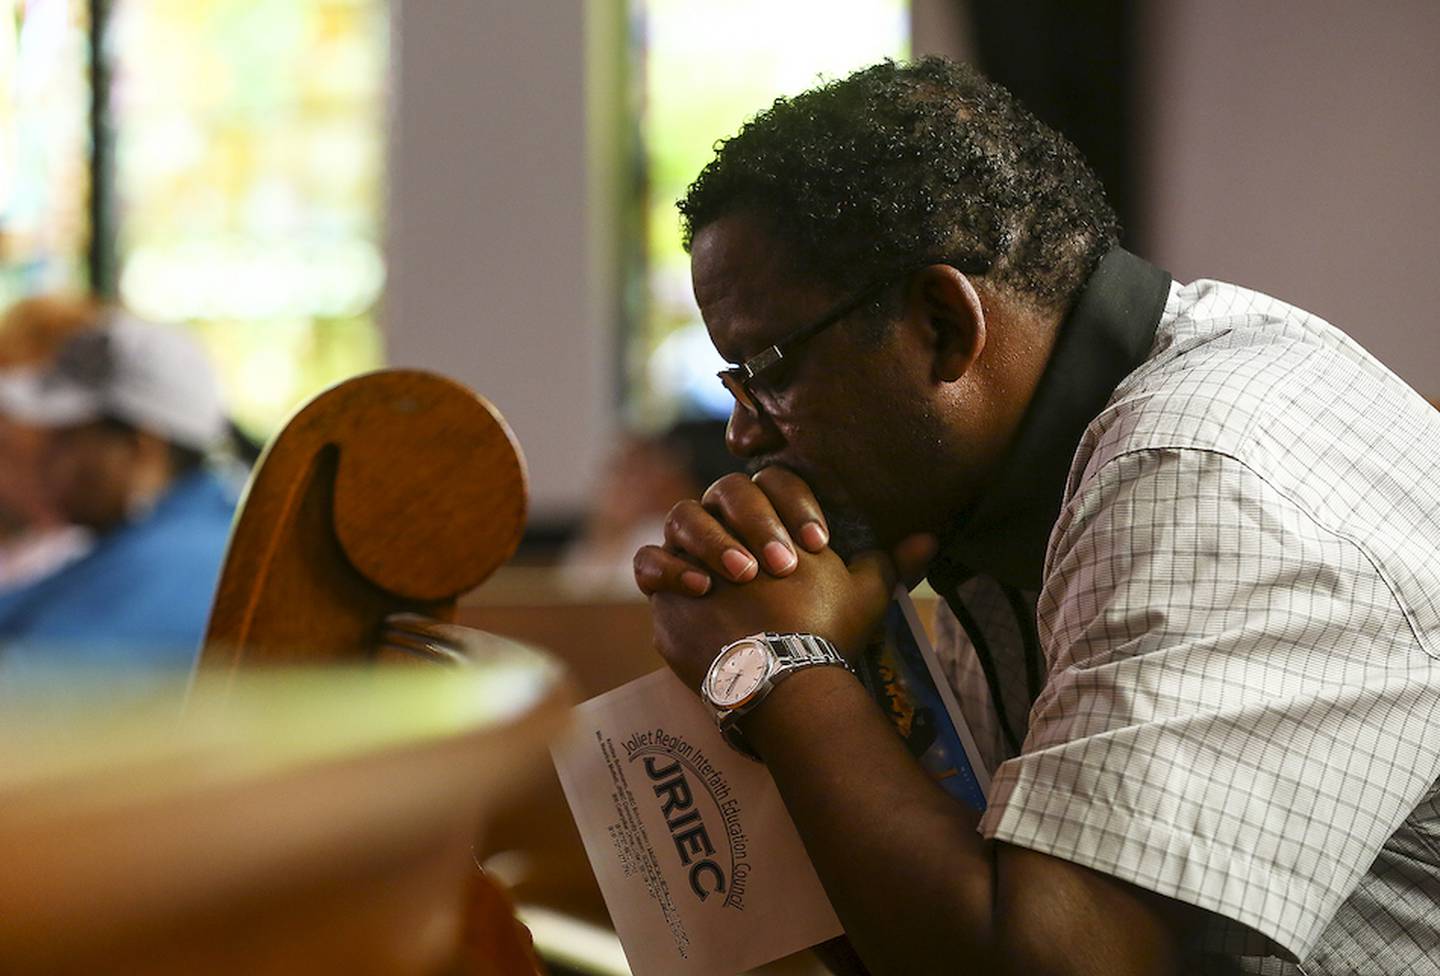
764, 632, 846, 670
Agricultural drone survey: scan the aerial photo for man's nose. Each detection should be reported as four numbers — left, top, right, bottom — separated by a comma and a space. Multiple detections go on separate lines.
725, 402, 785, 458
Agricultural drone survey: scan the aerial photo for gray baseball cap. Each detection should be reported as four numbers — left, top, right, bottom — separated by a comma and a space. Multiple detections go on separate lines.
0, 312, 227, 451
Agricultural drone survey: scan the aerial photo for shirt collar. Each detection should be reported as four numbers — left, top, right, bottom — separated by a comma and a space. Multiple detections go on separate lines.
927, 247, 1172, 593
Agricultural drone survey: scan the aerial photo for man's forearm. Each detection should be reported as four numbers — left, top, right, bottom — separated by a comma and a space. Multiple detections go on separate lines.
742, 665, 1198, 976
639, 487, 1196, 973
741, 665, 1002, 973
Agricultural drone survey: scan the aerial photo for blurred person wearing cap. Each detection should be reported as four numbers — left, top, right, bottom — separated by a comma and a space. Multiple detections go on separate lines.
0, 296, 102, 591
0, 311, 240, 679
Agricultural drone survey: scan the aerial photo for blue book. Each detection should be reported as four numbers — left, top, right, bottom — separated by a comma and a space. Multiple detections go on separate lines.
857, 589, 989, 812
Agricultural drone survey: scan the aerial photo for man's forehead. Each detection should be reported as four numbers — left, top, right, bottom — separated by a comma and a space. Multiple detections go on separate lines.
691, 217, 781, 304
690, 215, 829, 358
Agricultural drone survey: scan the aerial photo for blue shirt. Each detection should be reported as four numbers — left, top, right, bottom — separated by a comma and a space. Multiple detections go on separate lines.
0, 469, 238, 681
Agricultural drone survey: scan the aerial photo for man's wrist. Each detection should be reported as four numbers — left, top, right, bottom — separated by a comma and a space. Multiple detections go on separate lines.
735, 663, 867, 754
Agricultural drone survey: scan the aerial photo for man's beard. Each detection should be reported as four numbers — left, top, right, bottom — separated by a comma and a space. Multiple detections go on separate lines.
822, 506, 882, 561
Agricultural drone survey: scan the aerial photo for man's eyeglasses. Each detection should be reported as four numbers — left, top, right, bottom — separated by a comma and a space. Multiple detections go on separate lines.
716, 277, 896, 418
717, 259, 985, 418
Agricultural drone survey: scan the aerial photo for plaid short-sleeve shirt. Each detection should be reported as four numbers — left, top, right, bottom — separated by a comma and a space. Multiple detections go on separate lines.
930, 251, 1440, 974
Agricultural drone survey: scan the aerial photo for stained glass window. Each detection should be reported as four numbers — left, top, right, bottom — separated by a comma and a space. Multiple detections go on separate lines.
108, 0, 387, 436
632, 0, 909, 424
0, 0, 91, 305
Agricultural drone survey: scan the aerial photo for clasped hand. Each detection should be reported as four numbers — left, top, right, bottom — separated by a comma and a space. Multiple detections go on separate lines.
632, 467, 937, 692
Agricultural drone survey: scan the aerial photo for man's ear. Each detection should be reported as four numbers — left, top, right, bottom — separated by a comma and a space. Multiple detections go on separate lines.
911, 265, 986, 383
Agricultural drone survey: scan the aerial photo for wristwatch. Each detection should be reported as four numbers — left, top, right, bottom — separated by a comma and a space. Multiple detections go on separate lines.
702, 632, 852, 761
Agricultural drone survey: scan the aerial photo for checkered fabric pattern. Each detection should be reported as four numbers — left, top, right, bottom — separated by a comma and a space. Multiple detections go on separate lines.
935, 278, 1440, 974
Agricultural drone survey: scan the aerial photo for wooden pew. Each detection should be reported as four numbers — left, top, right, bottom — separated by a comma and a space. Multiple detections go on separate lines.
196, 369, 551, 972
203, 369, 527, 670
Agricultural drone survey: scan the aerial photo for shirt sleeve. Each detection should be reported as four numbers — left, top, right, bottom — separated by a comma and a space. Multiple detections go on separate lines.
977, 446, 1440, 962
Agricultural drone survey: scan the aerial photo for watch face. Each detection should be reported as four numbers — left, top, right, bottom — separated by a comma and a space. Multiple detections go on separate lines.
706, 639, 771, 709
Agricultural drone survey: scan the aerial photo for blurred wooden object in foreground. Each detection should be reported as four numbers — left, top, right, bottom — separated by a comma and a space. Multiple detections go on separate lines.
461, 589, 660, 924
0, 661, 566, 975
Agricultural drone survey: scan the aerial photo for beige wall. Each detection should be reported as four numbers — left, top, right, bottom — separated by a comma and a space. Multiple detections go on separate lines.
1142, 0, 1440, 397
384, 2, 616, 521
912, 0, 975, 63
